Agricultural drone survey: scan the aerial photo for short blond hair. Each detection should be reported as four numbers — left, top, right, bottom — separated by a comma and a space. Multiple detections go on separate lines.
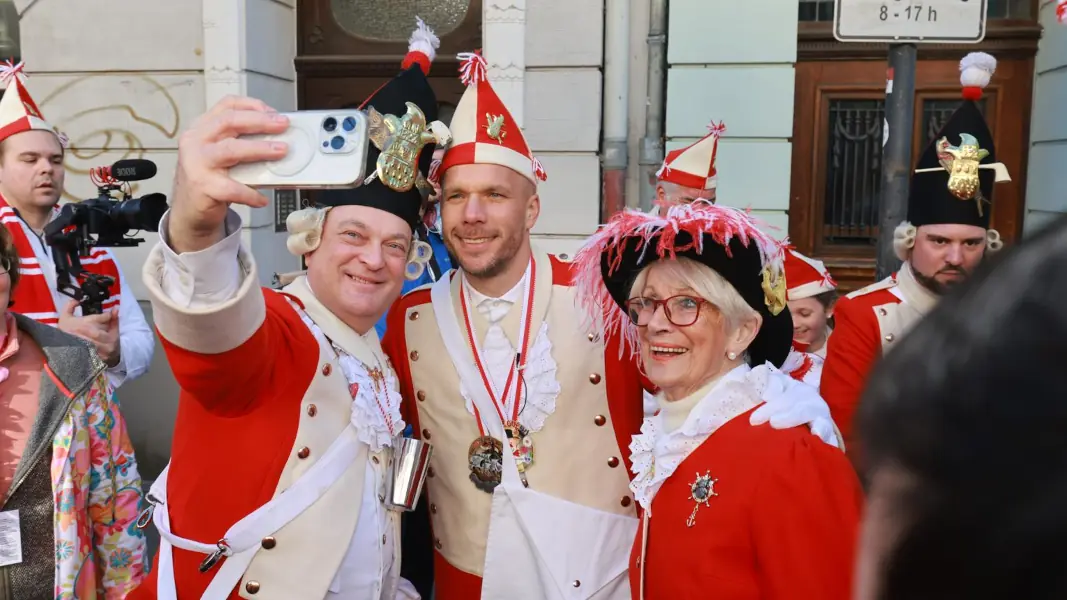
628, 256, 756, 333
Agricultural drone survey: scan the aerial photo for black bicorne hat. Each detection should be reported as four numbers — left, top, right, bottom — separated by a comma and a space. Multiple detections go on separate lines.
906, 52, 1010, 229
573, 204, 793, 369
317, 19, 447, 231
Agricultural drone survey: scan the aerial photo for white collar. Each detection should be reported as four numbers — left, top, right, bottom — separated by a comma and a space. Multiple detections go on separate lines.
464, 270, 528, 308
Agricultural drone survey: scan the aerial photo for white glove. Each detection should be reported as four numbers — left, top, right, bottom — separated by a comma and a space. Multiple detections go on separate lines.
749, 369, 842, 449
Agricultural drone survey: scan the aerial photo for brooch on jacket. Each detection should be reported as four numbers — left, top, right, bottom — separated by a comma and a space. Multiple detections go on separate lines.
687, 471, 718, 527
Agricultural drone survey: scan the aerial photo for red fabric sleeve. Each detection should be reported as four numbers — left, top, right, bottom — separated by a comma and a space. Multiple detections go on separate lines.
382, 293, 422, 433
819, 296, 880, 448
157, 289, 318, 417
752, 436, 864, 600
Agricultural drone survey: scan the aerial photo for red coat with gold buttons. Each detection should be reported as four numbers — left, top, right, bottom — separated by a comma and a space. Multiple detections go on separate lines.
630, 408, 863, 600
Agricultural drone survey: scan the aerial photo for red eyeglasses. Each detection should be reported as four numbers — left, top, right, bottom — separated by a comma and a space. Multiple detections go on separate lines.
624, 295, 709, 327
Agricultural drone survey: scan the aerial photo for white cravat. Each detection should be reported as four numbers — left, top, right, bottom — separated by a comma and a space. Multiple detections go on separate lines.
466, 275, 526, 412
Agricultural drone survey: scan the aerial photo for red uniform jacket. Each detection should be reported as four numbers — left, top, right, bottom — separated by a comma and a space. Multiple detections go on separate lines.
631, 407, 863, 600
131, 290, 320, 599
820, 283, 901, 449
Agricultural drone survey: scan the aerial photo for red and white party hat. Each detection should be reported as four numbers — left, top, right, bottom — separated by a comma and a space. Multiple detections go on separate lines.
783, 247, 836, 300
656, 120, 725, 190
438, 50, 547, 185
0, 61, 58, 144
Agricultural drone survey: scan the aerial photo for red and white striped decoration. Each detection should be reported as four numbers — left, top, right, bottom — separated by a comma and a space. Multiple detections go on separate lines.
655, 119, 725, 190
783, 246, 836, 300
438, 50, 547, 185
0, 60, 58, 144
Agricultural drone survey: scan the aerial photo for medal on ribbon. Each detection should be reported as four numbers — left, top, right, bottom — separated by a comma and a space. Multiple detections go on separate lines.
460, 259, 538, 493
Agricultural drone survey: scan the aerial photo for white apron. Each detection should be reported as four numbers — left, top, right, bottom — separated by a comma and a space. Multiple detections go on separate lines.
431, 277, 637, 600
144, 425, 365, 599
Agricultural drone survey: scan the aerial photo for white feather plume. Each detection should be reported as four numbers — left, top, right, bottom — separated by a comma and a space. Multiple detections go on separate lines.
960, 51, 997, 89
408, 16, 440, 62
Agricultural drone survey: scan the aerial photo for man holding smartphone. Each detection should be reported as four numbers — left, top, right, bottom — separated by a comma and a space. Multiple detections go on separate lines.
130, 19, 448, 600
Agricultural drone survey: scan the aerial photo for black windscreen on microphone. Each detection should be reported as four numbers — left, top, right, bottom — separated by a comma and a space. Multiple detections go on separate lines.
109, 159, 157, 182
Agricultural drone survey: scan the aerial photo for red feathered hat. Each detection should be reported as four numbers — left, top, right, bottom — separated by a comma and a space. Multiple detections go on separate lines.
573, 203, 793, 368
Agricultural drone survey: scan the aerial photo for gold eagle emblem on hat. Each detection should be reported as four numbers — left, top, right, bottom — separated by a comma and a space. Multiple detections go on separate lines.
936, 133, 990, 217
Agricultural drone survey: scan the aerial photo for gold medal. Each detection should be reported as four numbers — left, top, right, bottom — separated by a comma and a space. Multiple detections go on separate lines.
686, 471, 718, 527
468, 436, 504, 493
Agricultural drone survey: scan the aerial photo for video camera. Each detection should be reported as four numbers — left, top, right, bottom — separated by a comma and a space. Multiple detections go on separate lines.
43, 159, 168, 315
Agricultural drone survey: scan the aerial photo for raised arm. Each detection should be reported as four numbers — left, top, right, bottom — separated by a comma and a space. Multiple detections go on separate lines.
141, 96, 311, 412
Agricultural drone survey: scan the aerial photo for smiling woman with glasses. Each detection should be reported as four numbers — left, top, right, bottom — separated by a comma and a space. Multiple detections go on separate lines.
575, 203, 861, 600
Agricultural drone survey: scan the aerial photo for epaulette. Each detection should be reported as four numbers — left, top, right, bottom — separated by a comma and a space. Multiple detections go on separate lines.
845, 275, 898, 300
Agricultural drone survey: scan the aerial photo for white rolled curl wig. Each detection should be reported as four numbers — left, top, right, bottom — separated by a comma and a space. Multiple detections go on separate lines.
284, 206, 434, 281
892, 221, 1004, 262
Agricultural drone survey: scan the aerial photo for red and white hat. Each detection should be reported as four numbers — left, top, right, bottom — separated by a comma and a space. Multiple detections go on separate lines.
438, 50, 547, 185
656, 120, 725, 190
0, 61, 61, 145
783, 247, 836, 300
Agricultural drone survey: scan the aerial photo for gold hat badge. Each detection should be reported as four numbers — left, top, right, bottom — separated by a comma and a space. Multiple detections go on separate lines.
914, 132, 1011, 218
364, 102, 452, 193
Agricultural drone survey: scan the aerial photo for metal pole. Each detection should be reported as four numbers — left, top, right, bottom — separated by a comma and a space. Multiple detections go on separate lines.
876, 43, 917, 280
638, 0, 668, 212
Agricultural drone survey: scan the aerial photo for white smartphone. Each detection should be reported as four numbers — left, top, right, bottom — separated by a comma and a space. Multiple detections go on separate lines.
228, 110, 370, 189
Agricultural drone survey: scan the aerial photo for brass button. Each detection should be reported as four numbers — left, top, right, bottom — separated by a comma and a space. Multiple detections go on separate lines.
608, 457, 620, 468
245, 581, 260, 594
306, 404, 318, 417
322, 364, 332, 376
428, 466, 436, 478
573, 580, 581, 588
410, 350, 420, 361
430, 503, 437, 514
621, 496, 632, 507
434, 537, 443, 550
379, 494, 385, 502
879, 308, 888, 316
422, 428, 431, 440
372, 456, 379, 464
297, 447, 310, 459
885, 334, 895, 342
594, 415, 606, 426
589, 373, 602, 384
417, 390, 427, 402
588, 332, 596, 341
409, 311, 420, 321
261, 536, 276, 550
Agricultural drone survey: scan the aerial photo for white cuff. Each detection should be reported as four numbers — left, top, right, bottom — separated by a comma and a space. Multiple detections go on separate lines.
159, 209, 243, 309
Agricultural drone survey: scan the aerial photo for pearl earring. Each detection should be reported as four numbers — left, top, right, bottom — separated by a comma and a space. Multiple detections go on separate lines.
727, 351, 737, 361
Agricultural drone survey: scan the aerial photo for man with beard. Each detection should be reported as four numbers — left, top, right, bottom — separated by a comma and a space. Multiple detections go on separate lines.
0, 62, 154, 389
382, 51, 839, 600
820, 51, 1011, 451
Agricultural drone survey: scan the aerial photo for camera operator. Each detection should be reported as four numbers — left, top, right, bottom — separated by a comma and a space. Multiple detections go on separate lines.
0, 65, 154, 389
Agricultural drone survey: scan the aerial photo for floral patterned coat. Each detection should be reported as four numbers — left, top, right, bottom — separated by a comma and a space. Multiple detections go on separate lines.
1, 315, 146, 599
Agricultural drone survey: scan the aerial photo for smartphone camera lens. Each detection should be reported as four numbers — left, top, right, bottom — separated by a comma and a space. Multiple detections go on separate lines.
342, 116, 357, 132
323, 117, 338, 132
330, 135, 345, 150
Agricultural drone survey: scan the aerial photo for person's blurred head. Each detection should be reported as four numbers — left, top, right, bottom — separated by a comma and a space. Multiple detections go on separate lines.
655, 180, 716, 207
855, 214, 1067, 600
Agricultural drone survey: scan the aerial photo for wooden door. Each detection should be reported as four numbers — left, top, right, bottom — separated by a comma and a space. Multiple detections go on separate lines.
789, 57, 1033, 291
296, 1, 481, 111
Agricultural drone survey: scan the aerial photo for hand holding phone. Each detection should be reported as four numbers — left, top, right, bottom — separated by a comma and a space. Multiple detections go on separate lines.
227, 110, 371, 189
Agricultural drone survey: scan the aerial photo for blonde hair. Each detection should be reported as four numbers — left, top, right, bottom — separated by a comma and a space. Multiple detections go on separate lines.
628, 256, 756, 333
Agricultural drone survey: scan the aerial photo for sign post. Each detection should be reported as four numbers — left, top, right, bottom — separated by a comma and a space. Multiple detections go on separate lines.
833, 0, 987, 279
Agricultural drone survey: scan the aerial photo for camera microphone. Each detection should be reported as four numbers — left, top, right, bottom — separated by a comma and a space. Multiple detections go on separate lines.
108, 159, 157, 182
